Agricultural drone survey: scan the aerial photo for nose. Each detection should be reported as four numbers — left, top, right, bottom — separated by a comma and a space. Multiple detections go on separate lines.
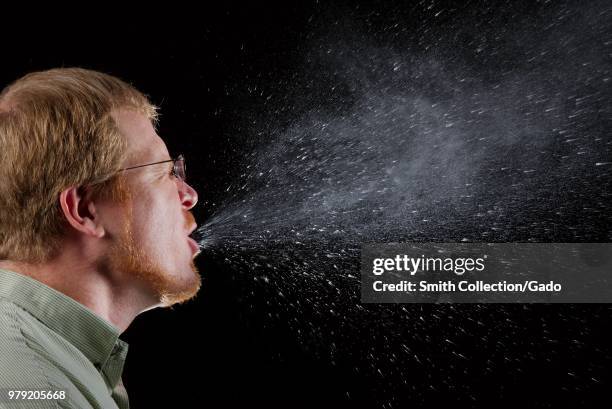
178, 180, 198, 210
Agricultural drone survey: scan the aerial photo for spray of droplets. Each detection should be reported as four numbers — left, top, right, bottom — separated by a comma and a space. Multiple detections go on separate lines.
195, 1, 611, 406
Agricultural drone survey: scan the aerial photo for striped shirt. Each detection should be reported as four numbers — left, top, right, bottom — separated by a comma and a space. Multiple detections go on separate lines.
0, 268, 129, 409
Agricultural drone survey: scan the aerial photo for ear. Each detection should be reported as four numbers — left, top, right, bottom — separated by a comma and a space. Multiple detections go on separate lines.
59, 186, 105, 238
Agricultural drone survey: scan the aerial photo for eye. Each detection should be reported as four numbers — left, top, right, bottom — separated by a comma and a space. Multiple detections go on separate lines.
166, 163, 176, 178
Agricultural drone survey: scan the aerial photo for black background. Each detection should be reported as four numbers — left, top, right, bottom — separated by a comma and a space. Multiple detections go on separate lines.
2, 1, 611, 408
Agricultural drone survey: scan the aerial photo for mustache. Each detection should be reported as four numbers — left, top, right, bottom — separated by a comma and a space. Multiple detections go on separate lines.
184, 211, 196, 231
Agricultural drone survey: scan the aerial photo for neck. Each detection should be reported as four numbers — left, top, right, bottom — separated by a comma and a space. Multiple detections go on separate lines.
0, 254, 159, 333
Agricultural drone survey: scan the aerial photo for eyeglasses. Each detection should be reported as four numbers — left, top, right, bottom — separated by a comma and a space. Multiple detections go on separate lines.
120, 154, 186, 182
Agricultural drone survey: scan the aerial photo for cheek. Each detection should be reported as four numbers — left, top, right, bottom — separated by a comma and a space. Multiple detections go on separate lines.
132, 195, 182, 244
129, 199, 161, 241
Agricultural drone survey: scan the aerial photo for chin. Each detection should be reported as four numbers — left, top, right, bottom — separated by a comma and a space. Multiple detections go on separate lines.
160, 280, 201, 306
158, 262, 201, 306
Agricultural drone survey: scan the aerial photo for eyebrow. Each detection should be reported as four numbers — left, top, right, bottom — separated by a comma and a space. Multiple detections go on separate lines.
153, 161, 173, 174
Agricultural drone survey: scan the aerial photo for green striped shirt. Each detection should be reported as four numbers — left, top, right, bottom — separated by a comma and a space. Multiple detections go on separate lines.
0, 268, 129, 409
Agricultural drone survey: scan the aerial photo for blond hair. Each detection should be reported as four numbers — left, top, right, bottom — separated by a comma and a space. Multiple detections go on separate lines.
0, 68, 158, 263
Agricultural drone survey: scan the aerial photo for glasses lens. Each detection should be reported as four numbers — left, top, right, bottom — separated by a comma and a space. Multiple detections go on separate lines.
174, 156, 186, 181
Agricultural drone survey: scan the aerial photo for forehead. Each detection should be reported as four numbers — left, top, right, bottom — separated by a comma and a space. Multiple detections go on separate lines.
111, 109, 169, 164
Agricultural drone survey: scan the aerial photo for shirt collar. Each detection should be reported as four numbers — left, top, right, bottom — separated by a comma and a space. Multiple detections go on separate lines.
0, 268, 124, 369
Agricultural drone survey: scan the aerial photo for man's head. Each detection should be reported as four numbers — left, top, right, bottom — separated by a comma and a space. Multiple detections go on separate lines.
0, 68, 200, 307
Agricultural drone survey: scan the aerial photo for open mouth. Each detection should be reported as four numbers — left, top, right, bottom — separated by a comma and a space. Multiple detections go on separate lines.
187, 226, 201, 256
187, 236, 200, 256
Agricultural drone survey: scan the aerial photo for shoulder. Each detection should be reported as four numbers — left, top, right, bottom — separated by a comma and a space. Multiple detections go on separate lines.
0, 298, 59, 386
0, 300, 91, 409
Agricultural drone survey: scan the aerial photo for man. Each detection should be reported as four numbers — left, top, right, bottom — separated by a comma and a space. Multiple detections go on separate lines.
0, 68, 201, 408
